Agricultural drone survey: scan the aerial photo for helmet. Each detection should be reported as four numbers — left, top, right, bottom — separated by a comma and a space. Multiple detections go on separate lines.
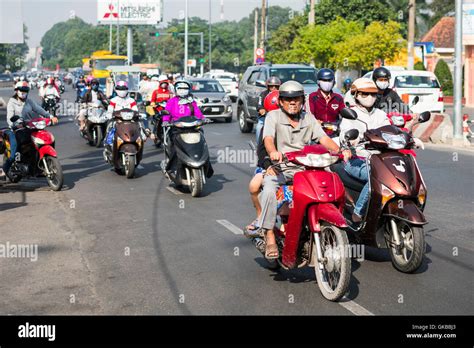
317, 68, 335, 81
278, 80, 305, 98
115, 80, 129, 90
46, 77, 55, 85
174, 80, 191, 90
79, 75, 84, 79
266, 76, 281, 87
372, 67, 391, 81
350, 78, 378, 94
91, 78, 99, 85
151, 75, 159, 82
86, 75, 94, 84
344, 78, 352, 85
263, 90, 280, 112
158, 75, 168, 83
15, 81, 30, 92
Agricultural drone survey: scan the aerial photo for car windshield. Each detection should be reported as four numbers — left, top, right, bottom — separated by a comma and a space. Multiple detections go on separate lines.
0, 74, 11, 78
269, 68, 318, 84
95, 59, 127, 70
394, 75, 440, 88
192, 80, 225, 92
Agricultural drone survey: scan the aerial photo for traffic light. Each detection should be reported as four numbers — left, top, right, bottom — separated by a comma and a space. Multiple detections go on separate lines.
149, 32, 160, 37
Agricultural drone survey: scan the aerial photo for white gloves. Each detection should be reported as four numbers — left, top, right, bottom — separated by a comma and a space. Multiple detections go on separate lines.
413, 137, 425, 150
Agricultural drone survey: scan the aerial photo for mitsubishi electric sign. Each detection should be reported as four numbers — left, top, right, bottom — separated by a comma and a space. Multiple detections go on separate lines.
97, 0, 162, 25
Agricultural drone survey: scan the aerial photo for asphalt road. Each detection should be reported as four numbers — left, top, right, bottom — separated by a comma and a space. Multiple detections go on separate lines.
0, 86, 473, 315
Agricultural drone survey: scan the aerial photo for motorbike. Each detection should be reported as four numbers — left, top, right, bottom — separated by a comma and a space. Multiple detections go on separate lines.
80, 105, 108, 147
145, 101, 168, 147
162, 115, 213, 197
103, 108, 145, 179
43, 94, 59, 117
248, 144, 357, 301
58, 83, 65, 94
331, 108, 431, 273
0, 118, 63, 191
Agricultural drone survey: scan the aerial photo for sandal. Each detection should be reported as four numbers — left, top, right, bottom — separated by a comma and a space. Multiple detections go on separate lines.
243, 221, 264, 239
245, 219, 259, 231
264, 234, 279, 260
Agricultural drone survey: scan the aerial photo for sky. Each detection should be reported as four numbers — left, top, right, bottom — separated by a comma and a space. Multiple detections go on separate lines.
18, 0, 307, 49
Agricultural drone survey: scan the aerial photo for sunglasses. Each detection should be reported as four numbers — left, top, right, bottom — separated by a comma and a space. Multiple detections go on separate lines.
280, 97, 302, 102
359, 92, 378, 97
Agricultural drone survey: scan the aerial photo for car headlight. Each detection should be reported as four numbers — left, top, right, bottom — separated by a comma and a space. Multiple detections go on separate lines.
381, 132, 407, 150
222, 96, 230, 102
294, 153, 338, 168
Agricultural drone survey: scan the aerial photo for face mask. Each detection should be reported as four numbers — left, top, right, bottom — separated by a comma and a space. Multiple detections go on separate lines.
357, 94, 377, 108
376, 81, 389, 90
319, 80, 334, 93
17, 91, 28, 99
176, 88, 190, 97
116, 90, 128, 98
160, 83, 168, 89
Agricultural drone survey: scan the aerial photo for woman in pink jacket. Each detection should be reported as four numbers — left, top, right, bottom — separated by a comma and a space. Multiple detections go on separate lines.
163, 80, 204, 123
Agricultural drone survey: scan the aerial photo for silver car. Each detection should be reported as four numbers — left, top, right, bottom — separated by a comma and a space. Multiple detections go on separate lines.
190, 78, 233, 123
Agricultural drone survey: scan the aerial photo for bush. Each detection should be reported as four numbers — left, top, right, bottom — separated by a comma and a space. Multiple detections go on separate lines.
434, 59, 453, 96
414, 61, 426, 70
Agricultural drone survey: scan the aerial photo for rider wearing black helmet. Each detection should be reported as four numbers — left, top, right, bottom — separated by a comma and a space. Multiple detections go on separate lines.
372, 67, 409, 114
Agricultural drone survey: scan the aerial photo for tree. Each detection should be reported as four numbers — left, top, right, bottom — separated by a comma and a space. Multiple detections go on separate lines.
331, 20, 405, 71
314, 0, 397, 27
0, 24, 29, 72
434, 59, 453, 96
429, 0, 455, 28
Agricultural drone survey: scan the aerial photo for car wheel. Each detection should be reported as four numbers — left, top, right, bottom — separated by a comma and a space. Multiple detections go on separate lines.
238, 105, 253, 133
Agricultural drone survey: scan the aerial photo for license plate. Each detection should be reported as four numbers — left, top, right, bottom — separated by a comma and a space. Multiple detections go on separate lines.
212, 107, 220, 112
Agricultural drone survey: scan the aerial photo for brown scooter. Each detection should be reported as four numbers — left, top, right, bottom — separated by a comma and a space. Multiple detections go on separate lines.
331, 108, 431, 273
104, 108, 144, 178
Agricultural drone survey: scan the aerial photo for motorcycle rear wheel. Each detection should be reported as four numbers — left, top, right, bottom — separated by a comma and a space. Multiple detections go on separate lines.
313, 223, 351, 301
45, 156, 63, 191
95, 126, 103, 148
388, 221, 425, 273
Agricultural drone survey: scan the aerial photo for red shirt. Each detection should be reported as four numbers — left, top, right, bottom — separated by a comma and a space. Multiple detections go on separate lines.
151, 88, 172, 104
307, 89, 345, 123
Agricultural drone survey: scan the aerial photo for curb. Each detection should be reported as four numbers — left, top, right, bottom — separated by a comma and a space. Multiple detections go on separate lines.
412, 113, 453, 144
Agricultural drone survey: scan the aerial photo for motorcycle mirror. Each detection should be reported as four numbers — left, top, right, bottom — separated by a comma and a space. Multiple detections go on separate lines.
418, 111, 431, 123
411, 96, 420, 106
344, 129, 359, 141
340, 108, 358, 120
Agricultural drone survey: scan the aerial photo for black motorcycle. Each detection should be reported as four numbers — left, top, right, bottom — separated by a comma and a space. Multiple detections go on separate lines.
161, 115, 213, 197
43, 94, 59, 117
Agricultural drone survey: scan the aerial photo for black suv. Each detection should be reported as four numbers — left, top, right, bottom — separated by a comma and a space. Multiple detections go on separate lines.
236, 63, 319, 133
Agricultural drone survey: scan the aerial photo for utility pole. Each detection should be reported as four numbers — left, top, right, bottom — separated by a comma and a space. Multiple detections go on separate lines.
127, 26, 133, 65
260, 0, 266, 50
184, 0, 188, 76
253, 9, 258, 64
407, 0, 415, 70
116, 0, 120, 55
453, 0, 463, 141
209, 0, 212, 71
308, 0, 315, 25
109, 24, 112, 52
200, 32, 204, 76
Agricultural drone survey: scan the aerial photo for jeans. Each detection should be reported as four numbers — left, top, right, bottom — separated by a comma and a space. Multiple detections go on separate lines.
256, 117, 265, 143
344, 158, 369, 217
2, 129, 17, 174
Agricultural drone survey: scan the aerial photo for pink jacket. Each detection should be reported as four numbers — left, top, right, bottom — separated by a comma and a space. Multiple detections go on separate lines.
163, 96, 204, 123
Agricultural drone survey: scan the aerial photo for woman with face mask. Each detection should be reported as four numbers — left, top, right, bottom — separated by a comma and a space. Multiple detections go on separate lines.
306, 68, 345, 137
2, 81, 58, 181
162, 80, 204, 124
338, 78, 391, 223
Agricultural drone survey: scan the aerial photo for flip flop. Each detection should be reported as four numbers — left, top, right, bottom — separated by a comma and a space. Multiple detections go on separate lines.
265, 242, 279, 260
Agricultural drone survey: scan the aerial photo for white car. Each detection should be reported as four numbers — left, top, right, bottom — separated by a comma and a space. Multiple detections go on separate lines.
364, 69, 444, 114
203, 71, 238, 102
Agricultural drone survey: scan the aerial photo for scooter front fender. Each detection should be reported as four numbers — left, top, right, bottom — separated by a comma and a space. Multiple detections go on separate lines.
38, 145, 57, 159
383, 199, 427, 225
308, 203, 348, 232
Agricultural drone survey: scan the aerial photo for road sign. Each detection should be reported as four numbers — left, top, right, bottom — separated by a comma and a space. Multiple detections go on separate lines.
187, 59, 197, 68
97, 0, 162, 25
255, 48, 264, 57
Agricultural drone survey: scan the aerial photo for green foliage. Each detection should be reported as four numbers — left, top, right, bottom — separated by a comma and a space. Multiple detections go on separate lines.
434, 59, 453, 96
429, 0, 455, 28
414, 61, 426, 70
0, 25, 29, 72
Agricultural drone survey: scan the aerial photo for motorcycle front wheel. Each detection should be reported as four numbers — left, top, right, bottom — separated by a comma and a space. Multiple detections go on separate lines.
190, 168, 203, 197
313, 223, 351, 301
387, 220, 425, 273
124, 154, 136, 179
44, 156, 63, 191
94, 126, 103, 148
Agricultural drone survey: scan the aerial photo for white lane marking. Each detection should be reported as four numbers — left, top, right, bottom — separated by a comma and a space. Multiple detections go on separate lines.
216, 219, 243, 235
166, 186, 183, 195
339, 296, 374, 316
211, 131, 222, 135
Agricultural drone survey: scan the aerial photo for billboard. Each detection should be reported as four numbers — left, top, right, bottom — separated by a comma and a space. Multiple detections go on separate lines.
97, 0, 162, 25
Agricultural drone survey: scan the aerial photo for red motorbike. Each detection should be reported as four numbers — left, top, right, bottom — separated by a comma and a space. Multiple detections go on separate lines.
251, 144, 356, 301
0, 118, 63, 191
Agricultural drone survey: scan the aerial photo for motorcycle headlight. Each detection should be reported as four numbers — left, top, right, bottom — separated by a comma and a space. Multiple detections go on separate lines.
32, 120, 47, 129
418, 185, 426, 206
381, 132, 407, 150
180, 133, 201, 144
120, 111, 134, 121
381, 184, 395, 206
294, 153, 338, 168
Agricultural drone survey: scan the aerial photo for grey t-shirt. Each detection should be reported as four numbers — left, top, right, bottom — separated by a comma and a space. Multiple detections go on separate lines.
262, 109, 327, 155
